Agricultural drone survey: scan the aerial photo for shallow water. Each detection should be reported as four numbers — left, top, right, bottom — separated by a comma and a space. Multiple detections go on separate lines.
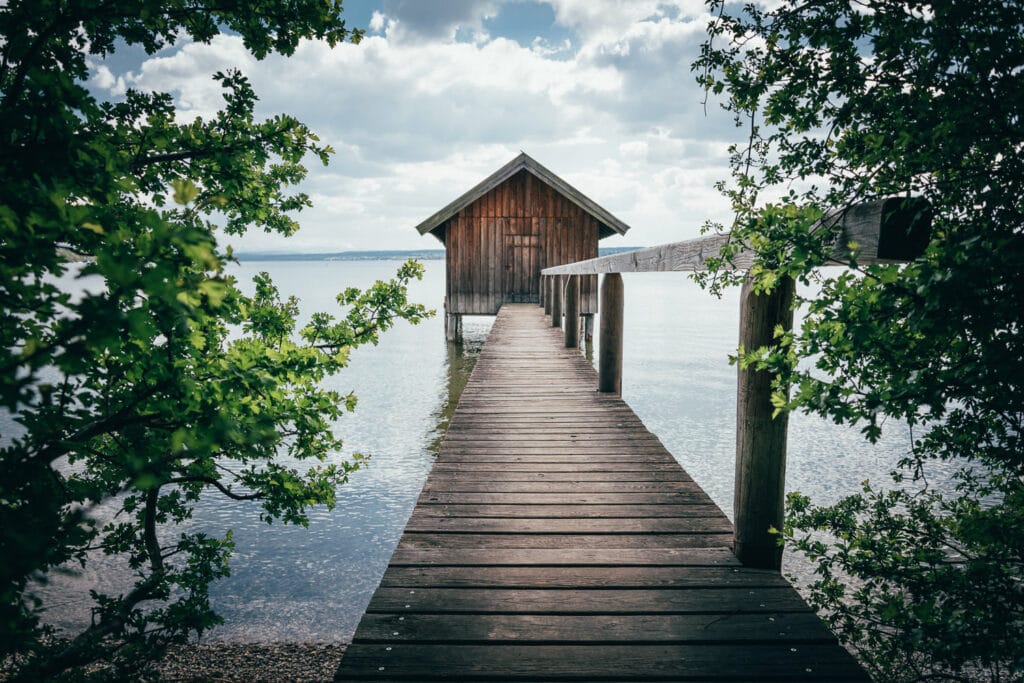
31, 259, 952, 642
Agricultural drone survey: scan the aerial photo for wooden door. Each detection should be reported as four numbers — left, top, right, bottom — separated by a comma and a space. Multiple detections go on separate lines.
504, 234, 540, 303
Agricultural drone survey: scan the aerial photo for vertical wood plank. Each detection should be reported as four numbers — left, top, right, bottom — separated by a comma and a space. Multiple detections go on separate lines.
515, 235, 522, 295
599, 273, 624, 394
491, 217, 500, 312
512, 171, 520, 219
444, 219, 453, 315
451, 214, 460, 313
482, 195, 491, 312
528, 172, 536, 215
473, 211, 481, 313
585, 220, 599, 313
531, 218, 540, 298
467, 211, 475, 313
539, 217, 547, 276
475, 217, 484, 313
733, 274, 796, 571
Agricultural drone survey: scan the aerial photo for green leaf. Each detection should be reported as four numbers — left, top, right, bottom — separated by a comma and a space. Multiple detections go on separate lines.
172, 178, 200, 205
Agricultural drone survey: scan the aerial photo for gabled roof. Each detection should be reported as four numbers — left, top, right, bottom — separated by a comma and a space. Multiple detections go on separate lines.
413, 152, 631, 240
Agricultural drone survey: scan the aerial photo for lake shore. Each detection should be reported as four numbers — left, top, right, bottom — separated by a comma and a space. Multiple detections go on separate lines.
158, 641, 347, 682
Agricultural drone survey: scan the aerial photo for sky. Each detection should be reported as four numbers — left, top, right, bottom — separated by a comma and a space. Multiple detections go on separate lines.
87, 0, 744, 253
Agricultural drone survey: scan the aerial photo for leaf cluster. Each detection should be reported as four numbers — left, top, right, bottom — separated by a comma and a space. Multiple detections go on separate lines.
0, 2, 431, 680
695, 0, 1024, 678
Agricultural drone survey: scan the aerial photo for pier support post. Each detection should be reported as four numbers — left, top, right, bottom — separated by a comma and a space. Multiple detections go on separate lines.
539, 275, 546, 308
551, 275, 562, 328
733, 274, 795, 571
583, 314, 594, 342
564, 275, 580, 348
445, 312, 463, 342
598, 274, 623, 394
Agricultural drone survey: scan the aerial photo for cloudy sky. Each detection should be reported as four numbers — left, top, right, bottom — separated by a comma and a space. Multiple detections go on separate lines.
89, 0, 743, 253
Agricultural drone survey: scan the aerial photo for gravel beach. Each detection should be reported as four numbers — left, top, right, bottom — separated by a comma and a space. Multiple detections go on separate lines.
2, 642, 347, 682
157, 642, 347, 682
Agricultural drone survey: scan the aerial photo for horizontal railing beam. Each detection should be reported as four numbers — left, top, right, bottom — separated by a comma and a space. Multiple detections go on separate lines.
541, 197, 931, 276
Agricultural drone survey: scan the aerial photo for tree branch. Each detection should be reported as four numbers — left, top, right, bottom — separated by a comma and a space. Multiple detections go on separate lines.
167, 475, 263, 501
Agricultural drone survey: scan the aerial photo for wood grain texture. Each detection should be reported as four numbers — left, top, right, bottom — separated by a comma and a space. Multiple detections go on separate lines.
598, 272, 624, 394
339, 643, 866, 680
335, 305, 867, 681
443, 165, 605, 315
734, 274, 795, 570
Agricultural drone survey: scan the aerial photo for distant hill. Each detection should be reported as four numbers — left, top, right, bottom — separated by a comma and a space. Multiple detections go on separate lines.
234, 246, 644, 262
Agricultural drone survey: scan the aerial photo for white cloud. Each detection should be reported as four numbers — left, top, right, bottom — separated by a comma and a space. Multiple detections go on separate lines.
368, 11, 387, 33
99, 0, 740, 252
380, 0, 501, 41
88, 63, 128, 96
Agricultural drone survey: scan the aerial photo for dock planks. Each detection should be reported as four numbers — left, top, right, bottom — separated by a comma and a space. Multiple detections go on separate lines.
335, 304, 867, 681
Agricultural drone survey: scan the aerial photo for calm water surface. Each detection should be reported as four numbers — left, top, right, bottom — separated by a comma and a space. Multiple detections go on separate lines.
37, 259, 943, 642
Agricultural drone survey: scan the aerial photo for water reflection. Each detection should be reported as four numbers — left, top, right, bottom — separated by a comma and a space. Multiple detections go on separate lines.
26, 262, 947, 644
426, 326, 488, 455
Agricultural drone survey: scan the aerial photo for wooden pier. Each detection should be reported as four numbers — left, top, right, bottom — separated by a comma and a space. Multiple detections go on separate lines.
334, 304, 867, 681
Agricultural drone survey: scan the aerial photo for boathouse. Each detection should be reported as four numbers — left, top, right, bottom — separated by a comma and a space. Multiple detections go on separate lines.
414, 152, 630, 339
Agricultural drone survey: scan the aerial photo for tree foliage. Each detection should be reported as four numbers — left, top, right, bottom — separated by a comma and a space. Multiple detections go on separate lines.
695, 0, 1023, 679
0, 1, 430, 680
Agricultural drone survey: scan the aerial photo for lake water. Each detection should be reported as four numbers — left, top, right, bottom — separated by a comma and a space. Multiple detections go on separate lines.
36, 258, 938, 643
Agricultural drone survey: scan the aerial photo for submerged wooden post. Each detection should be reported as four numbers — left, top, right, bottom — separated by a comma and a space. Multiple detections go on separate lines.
445, 313, 462, 342
598, 273, 623, 394
583, 314, 594, 342
544, 276, 553, 316
564, 275, 580, 347
539, 275, 546, 308
551, 275, 562, 328
733, 274, 795, 570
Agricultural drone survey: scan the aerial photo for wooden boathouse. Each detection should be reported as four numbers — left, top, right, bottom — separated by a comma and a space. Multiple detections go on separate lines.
414, 152, 630, 339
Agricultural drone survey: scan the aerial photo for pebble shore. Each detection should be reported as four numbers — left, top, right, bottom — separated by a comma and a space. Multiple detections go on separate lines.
157, 642, 347, 682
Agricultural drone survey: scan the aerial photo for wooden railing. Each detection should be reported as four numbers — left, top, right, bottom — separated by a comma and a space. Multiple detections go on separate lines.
539, 197, 931, 570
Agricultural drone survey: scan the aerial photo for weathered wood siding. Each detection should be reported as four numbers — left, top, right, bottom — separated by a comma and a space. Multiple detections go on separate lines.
445, 170, 599, 315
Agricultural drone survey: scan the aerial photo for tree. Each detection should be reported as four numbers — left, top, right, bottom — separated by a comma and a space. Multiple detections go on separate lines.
0, 2, 430, 680
695, 0, 1023, 679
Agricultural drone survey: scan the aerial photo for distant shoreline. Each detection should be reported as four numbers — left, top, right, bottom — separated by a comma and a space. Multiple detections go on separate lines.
233, 246, 643, 262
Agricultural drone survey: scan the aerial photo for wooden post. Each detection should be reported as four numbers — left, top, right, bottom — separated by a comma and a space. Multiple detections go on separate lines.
551, 275, 562, 328
539, 275, 546, 308
583, 314, 594, 341
598, 273, 623, 394
445, 312, 462, 342
544, 275, 553, 316
733, 274, 795, 571
564, 275, 580, 348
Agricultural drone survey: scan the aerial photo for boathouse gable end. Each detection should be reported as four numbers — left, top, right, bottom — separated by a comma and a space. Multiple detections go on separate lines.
414, 153, 630, 318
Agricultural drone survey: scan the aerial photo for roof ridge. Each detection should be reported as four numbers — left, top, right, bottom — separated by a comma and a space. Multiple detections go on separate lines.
413, 153, 630, 239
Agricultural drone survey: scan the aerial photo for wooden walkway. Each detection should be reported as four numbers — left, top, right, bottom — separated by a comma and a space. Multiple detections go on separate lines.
335, 304, 867, 681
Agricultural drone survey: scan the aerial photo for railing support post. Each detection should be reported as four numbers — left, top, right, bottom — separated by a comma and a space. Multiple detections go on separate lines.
544, 276, 553, 316
564, 275, 580, 347
598, 273, 623, 394
733, 274, 795, 571
551, 275, 562, 328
